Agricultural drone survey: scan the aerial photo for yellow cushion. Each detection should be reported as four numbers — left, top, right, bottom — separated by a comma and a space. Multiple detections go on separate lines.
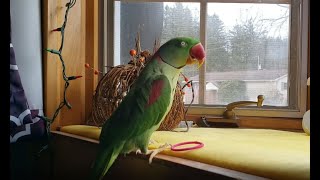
60, 125, 310, 180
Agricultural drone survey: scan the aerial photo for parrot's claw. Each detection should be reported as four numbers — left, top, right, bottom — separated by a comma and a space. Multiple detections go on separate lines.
147, 143, 171, 164
135, 149, 142, 155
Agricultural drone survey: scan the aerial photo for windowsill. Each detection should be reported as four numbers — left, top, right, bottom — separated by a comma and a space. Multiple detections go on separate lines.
51, 130, 265, 180
53, 125, 310, 180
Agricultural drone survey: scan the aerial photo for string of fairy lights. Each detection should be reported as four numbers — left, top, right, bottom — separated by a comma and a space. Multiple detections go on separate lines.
37, 0, 78, 154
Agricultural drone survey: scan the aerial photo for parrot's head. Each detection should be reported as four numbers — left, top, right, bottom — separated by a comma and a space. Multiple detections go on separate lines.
157, 37, 206, 69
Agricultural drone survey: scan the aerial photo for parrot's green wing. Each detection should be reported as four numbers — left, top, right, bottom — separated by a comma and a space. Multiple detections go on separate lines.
100, 73, 172, 143
90, 36, 206, 180
90, 74, 173, 180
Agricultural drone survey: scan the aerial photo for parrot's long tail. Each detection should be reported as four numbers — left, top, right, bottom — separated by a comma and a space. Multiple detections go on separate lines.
89, 142, 124, 180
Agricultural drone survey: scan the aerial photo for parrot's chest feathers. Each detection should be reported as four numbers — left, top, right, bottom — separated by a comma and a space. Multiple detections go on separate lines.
159, 64, 181, 98
156, 63, 181, 115
159, 62, 181, 84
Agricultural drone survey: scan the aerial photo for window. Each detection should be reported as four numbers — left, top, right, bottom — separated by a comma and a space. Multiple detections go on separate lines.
281, 82, 288, 91
103, 0, 309, 118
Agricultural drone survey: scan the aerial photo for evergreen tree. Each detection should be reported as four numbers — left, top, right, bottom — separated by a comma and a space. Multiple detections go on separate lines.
206, 14, 229, 72
228, 18, 268, 71
161, 3, 200, 77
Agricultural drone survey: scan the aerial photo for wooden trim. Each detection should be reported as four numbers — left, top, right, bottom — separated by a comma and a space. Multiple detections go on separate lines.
84, 0, 100, 123
187, 106, 305, 118
198, 1, 207, 104
307, 8, 310, 110
238, 116, 302, 131
297, 0, 309, 113
187, 115, 303, 131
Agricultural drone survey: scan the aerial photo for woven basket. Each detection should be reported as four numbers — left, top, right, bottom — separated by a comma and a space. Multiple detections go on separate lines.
87, 37, 185, 131
88, 62, 185, 131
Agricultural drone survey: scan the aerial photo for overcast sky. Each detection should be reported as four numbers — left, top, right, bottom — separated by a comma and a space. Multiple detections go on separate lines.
164, 2, 289, 38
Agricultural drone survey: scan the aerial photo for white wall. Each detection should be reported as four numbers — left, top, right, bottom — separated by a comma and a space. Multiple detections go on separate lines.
10, 0, 43, 113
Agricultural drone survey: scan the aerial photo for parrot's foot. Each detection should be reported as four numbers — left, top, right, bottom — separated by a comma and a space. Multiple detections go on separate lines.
146, 143, 171, 164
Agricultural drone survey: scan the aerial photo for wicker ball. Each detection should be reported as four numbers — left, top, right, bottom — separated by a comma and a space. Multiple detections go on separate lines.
88, 57, 185, 131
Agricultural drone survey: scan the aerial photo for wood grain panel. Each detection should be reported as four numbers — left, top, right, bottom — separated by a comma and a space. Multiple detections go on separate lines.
59, 0, 86, 126
42, 0, 62, 130
43, 0, 90, 129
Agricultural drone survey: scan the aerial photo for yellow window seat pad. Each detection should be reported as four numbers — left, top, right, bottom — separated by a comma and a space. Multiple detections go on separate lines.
59, 125, 310, 180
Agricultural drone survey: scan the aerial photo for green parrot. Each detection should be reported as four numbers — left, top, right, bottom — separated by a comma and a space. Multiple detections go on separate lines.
89, 37, 205, 180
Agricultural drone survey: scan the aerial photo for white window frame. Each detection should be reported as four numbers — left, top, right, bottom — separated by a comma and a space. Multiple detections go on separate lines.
103, 0, 309, 118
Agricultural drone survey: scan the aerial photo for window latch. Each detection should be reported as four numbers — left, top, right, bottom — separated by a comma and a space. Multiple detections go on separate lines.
223, 95, 265, 120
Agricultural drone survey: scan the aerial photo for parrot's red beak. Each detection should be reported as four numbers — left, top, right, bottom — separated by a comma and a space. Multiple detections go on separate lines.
187, 43, 206, 67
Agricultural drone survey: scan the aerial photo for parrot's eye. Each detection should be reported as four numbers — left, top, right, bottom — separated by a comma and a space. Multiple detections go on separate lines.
180, 41, 187, 47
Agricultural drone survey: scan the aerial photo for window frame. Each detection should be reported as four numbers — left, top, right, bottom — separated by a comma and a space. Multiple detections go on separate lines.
103, 0, 309, 119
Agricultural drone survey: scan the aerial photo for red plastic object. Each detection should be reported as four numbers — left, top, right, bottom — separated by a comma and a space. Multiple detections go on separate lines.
171, 141, 204, 151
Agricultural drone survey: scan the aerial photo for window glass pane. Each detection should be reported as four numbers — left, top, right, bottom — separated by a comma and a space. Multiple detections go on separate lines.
114, 1, 164, 66
114, 1, 200, 104
162, 2, 200, 105
204, 3, 290, 106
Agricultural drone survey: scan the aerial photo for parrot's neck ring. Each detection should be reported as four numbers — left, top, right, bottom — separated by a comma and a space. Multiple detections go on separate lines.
156, 54, 185, 69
